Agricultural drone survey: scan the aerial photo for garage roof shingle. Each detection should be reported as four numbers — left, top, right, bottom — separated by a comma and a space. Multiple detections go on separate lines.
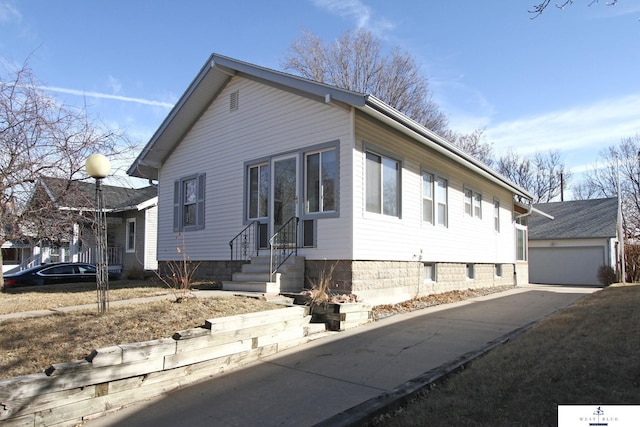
529, 198, 618, 240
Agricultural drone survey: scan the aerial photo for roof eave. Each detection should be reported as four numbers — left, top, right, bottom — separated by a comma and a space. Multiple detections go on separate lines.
361, 97, 534, 201
128, 53, 368, 180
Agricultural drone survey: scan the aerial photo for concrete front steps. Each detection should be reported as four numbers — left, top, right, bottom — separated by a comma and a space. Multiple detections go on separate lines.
222, 256, 305, 294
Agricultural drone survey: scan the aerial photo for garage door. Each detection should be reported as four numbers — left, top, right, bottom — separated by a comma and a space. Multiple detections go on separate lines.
529, 246, 605, 286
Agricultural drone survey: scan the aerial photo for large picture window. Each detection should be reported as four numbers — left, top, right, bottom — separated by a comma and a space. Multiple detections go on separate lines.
366, 151, 400, 217
305, 148, 337, 213
248, 163, 269, 220
173, 173, 206, 232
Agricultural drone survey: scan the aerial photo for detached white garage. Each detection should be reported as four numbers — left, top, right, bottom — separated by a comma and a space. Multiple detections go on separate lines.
528, 198, 618, 286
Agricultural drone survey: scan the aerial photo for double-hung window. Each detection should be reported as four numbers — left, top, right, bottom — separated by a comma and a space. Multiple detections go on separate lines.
423, 172, 448, 226
494, 199, 500, 232
435, 176, 448, 226
366, 150, 400, 217
305, 148, 337, 214
173, 173, 206, 232
126, 218, 136, 253
464, 188, 482, 219
422, 172, 434, 223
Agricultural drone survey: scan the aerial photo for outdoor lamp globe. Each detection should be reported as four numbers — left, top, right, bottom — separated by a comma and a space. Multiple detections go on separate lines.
85, 154, 111, 179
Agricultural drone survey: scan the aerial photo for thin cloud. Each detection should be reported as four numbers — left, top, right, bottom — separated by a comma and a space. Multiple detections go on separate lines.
0, 2, 21, 23
40, 85, 174, 108
485, 94, 640, 156
312, 0, 394, 34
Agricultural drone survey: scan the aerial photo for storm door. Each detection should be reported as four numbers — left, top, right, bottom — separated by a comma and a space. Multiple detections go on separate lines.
271, 155, 299, 246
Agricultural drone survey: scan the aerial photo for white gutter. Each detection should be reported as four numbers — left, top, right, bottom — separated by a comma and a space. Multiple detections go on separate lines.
361, 97, 533, 201
514, 201, 554, 220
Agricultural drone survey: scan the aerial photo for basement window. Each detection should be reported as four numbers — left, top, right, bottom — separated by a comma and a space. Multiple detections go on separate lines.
466, 263, 475, 280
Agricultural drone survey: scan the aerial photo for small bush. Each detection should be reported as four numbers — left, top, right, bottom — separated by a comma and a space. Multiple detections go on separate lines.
597, 265, 616, 286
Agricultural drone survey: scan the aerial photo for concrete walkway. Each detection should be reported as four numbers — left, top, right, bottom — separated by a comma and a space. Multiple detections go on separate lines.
85, 284, 597, 427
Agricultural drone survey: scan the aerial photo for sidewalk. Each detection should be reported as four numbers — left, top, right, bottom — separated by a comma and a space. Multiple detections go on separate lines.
86, 283, 597, 427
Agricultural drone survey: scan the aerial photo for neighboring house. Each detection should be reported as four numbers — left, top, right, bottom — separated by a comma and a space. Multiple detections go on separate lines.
1, 177, 158, 277
528, 198, 618, 286
128, 53, 534, 304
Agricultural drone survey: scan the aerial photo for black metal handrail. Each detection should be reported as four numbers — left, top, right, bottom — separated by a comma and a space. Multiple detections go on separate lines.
269, 216, 299, 281
229, 221, 261, 261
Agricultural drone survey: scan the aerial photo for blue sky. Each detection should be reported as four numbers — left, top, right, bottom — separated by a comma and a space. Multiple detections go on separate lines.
2, 0, 640, 191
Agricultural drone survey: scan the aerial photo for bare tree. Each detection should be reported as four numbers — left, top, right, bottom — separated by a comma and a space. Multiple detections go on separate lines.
449, 129, 495, 167
496, 149, 534, 196
531, 150, 571, 202
577, 135, 640, 237
530, 0, 618, 18
0, 63, 131, 286
282, 28, 450, 136
496, 149, 569, 202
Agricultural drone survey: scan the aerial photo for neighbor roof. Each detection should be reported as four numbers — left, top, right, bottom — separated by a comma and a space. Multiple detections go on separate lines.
38, 177, 157, 212
529, 198, 618, 240
127, 53, 532, 200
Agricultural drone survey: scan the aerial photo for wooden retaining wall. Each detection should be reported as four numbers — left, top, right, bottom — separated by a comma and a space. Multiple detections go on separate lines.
0, 306, 331, 426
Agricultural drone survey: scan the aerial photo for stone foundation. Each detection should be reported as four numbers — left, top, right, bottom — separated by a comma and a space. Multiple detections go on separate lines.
305, 260, 522, 305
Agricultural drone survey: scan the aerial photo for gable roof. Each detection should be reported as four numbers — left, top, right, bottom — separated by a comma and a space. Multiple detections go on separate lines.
127, 53, 532, 200
38, 177, 157, 212
529, 198, 618, 240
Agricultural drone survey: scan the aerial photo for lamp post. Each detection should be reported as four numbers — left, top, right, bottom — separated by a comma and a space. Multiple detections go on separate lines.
86, 154, 111, 314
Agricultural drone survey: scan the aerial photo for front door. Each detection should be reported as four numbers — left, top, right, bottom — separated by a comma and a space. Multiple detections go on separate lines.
271, 155, 298, 246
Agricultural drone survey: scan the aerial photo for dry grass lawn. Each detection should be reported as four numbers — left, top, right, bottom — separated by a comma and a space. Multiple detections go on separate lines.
0, 279, 176, 315
378, 283, 640, 426
0, 280, 279, 379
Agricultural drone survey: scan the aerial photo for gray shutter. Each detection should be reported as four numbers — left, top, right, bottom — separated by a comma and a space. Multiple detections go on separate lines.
196, 173, 206, 230
173, 180, 180, 232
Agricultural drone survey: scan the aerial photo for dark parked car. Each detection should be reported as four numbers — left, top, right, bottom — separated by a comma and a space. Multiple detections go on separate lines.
2, 263, 120, 288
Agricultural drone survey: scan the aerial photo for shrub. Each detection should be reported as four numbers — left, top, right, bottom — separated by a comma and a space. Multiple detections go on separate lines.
126, 266, 145, 280
155, 234, 200, 302
597, 264, 616, 286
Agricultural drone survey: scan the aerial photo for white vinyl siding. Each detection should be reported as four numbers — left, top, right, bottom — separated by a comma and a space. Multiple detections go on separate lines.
157, 76, 354, 261
353, 112, 517, 264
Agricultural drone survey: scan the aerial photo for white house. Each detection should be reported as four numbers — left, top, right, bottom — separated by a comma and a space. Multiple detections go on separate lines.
2, 177, 158, 277
128, 53, 534, 304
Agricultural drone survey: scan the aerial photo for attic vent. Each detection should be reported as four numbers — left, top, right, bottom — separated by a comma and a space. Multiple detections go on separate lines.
230, 90, 239, 111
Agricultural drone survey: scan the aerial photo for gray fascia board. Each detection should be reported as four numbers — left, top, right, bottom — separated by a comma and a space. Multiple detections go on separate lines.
362, 96, 533, 201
